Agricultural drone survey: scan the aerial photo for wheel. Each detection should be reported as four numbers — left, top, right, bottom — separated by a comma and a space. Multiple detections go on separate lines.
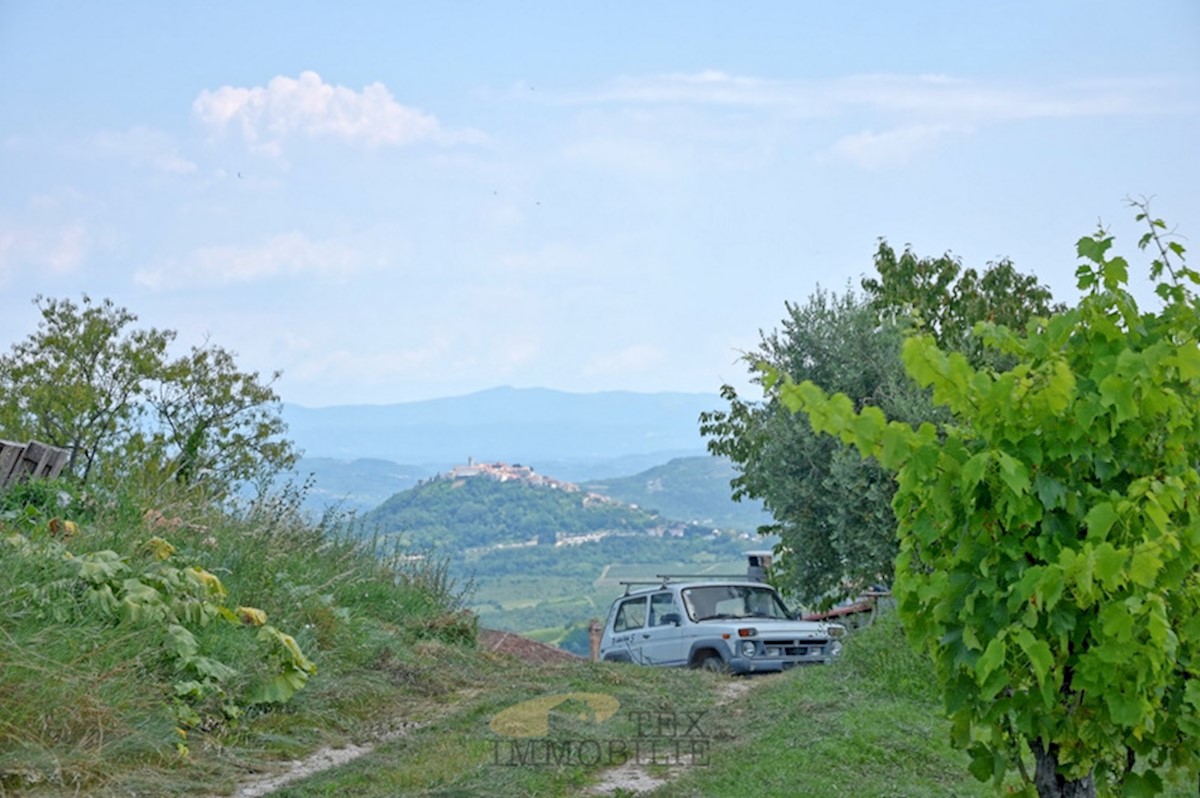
697, 653, 729, 674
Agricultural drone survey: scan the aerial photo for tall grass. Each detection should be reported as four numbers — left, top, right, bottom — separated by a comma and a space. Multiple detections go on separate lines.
0, 476, 470, 795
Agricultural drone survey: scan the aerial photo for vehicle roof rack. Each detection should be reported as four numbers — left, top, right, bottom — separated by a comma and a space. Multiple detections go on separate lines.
617, 574, 762, 595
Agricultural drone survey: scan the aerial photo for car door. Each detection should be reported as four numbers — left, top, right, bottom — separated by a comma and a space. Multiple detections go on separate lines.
607, 595, 649, 662
638, 591, 686, 666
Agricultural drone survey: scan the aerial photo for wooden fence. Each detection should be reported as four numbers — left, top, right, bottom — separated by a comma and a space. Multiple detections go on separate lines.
0, 440, 70, 492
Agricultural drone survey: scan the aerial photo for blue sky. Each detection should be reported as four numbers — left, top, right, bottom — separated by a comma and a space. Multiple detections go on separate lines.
2, 2, 1198, 407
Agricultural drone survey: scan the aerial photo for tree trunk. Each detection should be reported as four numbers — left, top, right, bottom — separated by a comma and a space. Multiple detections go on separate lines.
1031, 739, 1095, 798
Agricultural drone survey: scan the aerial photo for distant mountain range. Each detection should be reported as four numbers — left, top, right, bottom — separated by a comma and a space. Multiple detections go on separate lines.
281, 386, 717, 475
277, 386, 770, 531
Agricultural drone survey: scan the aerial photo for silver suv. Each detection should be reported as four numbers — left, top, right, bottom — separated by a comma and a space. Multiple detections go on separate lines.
597, 575, 845, 674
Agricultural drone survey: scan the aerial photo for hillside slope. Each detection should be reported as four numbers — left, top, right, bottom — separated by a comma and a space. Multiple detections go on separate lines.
583, 455, 771, 532
364, 471, 672, 551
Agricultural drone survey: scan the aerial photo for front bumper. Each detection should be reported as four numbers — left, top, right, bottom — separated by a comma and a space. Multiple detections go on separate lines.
727, 639, 841, 674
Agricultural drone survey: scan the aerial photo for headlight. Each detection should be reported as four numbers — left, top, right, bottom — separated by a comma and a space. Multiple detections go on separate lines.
741, 640, 756, 657
827, 623, 846, 639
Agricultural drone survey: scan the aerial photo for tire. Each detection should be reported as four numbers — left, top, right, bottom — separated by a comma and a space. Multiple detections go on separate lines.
696, 653, 729, 675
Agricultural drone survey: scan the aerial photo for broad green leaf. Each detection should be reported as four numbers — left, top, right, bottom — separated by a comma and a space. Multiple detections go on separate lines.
1077, 234, 1113, 265
1037, 566, 1066, 611
962, 624, 982, 652
1034, 474, 1067, 510
976, 636, 1006, 683
966, 743, 1003, 783
1129, 545, 1163, 587
1141, 499, 1169, 537
1084, 502, 1118, 540
1122, 771, 1164, 798
166, 623, 199, 660
1099, 602, 1134, 642
880, 423, 914, 468
1103, 255, 1129, 289
961, 452, 990, 492
995, 452, 1029, 495
191, 656, 238, 683
1060, 547, 1096, 605
1013, 628, 1053, 687
1169, 344, 1200, 381
850, 405, 887, 448
249, 673, 301, 705
1092, 542, 1125, 592
121, 578, 163, 605
1105, 689, 1143, 727
1184, 679, 1200, 710
1099, 374, 1136, 422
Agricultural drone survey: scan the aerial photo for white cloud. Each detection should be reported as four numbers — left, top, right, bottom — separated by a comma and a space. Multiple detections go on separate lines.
823, 123, 971, 169
547, 71, 1186, 171
136, 232, 359, 289
574, 71, 1176, 122
95, 126, 198, 174
0, 220, 92, 280
193, 70, 485, 155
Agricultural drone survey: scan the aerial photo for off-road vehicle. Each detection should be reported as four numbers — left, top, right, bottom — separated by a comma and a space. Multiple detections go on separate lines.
597, 559, 844, 674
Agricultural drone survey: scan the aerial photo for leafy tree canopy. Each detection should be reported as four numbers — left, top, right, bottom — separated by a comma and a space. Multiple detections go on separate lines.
0, 294, 297, 500
702, 243, 1058, 605
774, 204, 1200, 797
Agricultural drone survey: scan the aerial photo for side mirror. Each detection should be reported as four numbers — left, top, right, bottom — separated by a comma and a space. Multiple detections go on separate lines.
661, 613, 681, 626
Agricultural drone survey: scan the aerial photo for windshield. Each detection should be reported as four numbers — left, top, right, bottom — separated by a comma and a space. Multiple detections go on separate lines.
681, 585, 791, 621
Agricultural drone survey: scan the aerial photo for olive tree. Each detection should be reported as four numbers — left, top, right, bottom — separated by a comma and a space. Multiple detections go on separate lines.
702, 245, 1058, 605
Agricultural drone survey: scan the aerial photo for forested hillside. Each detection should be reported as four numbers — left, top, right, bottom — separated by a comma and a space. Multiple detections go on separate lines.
361, 468, 768, 640
583, 456, 772, 532
364, 472, 677, 550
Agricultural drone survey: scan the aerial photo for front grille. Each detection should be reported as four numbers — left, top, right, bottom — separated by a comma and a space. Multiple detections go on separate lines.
763, 638, 830, 657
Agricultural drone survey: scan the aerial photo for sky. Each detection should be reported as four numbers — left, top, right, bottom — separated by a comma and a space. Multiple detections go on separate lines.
2, 2, 1198, 408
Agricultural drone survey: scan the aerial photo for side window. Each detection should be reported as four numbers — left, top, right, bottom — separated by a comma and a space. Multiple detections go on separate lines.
649, 592, 677, 626
613, 597, 648, 632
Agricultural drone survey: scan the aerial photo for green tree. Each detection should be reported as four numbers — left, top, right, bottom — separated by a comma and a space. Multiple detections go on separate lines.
775, 207, 1200, 797
701, 289, 924, 603
863, 242, 1063, 364
145, 340, 297, 497
0, 295, 296, 499
0, 294, 172, 482
702, 248, 1058, 605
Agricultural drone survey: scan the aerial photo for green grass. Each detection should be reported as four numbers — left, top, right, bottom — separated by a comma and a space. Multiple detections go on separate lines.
650, 613, 990, 798
0, 479, 471, 796
268, 654, 722, 798
4, 479, 1194, 798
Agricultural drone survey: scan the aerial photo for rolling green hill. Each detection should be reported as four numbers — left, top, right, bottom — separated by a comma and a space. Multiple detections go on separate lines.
364, 472, 673, 551
290, 457, 434, 514
361, 468, 772, 641
583, 455, 772, 532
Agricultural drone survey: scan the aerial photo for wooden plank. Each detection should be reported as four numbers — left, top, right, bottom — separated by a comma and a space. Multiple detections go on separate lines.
22, 440, 69, 480
0, 439, 71, 491
0, 440, 23, 490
